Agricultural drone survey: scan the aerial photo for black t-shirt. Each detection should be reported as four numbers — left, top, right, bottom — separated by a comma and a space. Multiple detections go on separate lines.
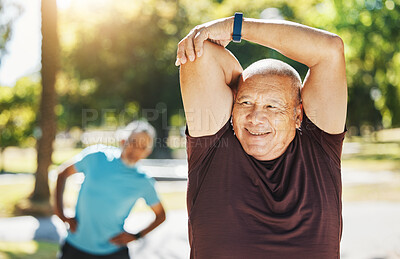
186, 113, 346, 259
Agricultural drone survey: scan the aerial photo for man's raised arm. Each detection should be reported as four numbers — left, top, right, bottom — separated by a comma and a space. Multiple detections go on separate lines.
179, 40, 242, 137
176, 16, 347, 134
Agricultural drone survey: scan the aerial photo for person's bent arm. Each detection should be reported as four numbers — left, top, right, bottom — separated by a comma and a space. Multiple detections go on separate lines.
176, 16, 347, 134
241, 19, 347, 134
54, 164, 78, 232
109, 202, 166, 245
137, 202, 166, 237
180, 40, 242, 137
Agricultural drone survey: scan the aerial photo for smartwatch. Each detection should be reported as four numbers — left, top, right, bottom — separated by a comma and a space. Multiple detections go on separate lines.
232, 12, 243, 43
133, 232, 142, 240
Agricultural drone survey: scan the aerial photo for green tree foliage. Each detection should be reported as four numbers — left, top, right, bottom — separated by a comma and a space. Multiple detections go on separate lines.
0, 78, 40, 171
0, 0, 22, 62
333, 0, 400, 128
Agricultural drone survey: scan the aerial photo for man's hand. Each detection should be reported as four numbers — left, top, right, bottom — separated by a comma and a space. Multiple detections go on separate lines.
175, 17, 233, 66
109, 231, 136, 246
63, 217, 78, 233
55, 164, 79, 233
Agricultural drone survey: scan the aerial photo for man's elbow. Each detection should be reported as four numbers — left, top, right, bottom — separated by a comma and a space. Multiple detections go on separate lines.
157, 211, 166, 224
156, 204, 166, 223
327, 35, 345, 59
57, 169, 68, 181
57, 164, 77, 182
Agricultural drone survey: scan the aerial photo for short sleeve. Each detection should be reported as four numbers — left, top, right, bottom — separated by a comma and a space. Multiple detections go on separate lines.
300, 112, 346, 166
72, 145, 103, 175
142, 178, 160, 206
186, 120, 231, 173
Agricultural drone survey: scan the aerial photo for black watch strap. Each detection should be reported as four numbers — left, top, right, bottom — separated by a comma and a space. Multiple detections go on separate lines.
232, 12, 243, 43
133, 232, 142, 239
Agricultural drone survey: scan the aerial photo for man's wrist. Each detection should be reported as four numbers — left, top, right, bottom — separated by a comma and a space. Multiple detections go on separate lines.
132, 232, 142, 240
240, 17, 260, 42
232, 12, 243, 43
241, 17, 250, 41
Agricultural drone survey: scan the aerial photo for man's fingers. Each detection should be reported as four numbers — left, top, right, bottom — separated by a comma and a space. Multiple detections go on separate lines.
65, 218, 77, 232
110, 234, 123, 244
110, 236, 121, 242
186, 27, 199, 61
184, 36, 196, 62
70, 223, 77, 232
110, 239, 121, 245
176, 27, 205, 66
110, 232, 134, 245
194, 29, 209, 57
176, 39, 187, 66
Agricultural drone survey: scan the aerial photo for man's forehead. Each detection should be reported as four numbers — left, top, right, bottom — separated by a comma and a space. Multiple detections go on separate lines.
239, 76, 292, 93
237, 75, 295, 103
236, 92, 286, 106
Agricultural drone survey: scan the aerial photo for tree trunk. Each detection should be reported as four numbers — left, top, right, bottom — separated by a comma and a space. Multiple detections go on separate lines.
30, 0, 59, 202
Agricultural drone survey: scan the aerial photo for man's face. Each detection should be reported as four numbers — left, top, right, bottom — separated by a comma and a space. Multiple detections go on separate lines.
121, 132, 153, 166
232, 74, 301, 161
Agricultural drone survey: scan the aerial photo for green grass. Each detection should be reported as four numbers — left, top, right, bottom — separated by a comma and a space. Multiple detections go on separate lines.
0, 241, 58, 259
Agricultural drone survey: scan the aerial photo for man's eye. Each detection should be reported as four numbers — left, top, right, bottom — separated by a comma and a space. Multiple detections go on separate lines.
267, 105, 276, 109
241, 101, 252, 105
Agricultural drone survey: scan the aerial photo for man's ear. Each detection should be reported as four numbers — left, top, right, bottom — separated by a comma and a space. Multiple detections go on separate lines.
120, 139, 126, 147
295, 103, 303, 128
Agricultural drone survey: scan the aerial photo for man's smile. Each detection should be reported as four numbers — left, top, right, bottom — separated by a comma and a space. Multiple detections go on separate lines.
245, 128, 271, 136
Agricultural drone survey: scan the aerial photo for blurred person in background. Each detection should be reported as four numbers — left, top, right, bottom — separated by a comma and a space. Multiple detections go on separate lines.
177, 13, 347, 258
54, 120, 166, 259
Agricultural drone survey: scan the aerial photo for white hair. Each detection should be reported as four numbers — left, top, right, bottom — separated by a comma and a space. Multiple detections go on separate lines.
115, 120, 156, 141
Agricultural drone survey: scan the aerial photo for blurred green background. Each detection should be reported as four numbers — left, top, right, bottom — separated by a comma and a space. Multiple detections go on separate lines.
0, 0, 400, 258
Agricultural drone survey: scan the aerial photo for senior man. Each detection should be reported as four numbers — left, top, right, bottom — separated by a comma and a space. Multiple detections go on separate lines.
176, 13, 347, 258
55, 121, 166, 259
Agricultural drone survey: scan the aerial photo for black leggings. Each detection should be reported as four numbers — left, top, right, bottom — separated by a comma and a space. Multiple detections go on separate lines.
59, 241, 130, 259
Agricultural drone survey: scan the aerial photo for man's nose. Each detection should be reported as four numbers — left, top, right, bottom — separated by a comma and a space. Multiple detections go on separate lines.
248, 106, 267, 125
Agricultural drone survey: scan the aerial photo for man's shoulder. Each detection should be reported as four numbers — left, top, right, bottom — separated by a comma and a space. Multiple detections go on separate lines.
297, 112, 346, 164
186, 119, 234, 157
78, 145, 120, 162
299, 112, 346, 140
186, 120, 246, 173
